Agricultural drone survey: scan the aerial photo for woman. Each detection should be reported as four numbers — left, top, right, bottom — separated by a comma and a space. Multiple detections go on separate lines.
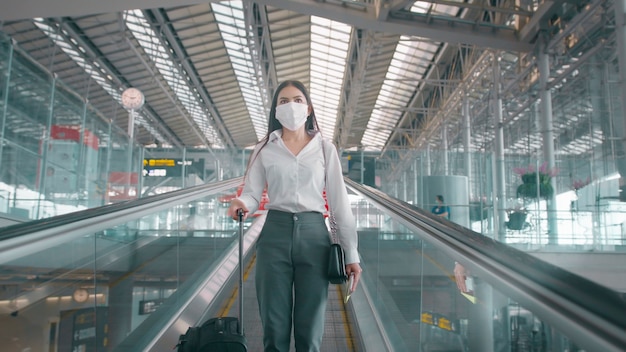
227, 80, 362, 352
431, 194, 450, 219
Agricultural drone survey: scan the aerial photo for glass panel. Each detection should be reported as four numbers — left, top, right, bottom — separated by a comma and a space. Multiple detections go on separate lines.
0, 38, 146, 220
0, 184, 243, 351
352, 195, 619, 351
382, 149, 626, 253
140, 146, 213, 195
82, 105, 109, 208
103, 123, 136, 204
0, 48, 52, 221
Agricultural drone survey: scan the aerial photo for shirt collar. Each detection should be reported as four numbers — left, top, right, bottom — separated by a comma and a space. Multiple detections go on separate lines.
268, 129, 321, 143
269, 129, 283, 142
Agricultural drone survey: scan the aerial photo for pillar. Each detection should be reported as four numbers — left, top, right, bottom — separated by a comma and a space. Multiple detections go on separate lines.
492, 53, 507, 242
538, 39, 558, 244
463, 95, 472, 186
442, 125, 449, 175
613, 0, 626, 198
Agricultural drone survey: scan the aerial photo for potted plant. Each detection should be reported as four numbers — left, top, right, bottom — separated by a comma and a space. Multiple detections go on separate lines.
505, 205, 528, 230
513, 162, 558, 199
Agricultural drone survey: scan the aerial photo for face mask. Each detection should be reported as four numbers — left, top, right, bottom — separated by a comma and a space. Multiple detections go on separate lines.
275, 102, 309, 131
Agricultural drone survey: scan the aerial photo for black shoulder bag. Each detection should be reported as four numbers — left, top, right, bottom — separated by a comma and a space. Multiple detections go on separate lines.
322, 140, 348, 285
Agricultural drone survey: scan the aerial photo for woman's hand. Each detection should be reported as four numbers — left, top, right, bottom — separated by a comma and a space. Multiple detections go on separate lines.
454, 262, 468, 293
227, 199, 249, 220
345, 263, 362, 292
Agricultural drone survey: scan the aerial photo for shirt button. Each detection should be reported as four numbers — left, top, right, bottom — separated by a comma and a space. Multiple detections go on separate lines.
293, 215, 298, 221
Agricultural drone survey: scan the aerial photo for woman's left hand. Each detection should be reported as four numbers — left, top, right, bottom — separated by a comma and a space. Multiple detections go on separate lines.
345, 263, 362, 292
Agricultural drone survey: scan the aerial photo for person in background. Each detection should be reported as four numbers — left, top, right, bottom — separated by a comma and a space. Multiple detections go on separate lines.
227, 80, 362, 352
431, 194, 450, 219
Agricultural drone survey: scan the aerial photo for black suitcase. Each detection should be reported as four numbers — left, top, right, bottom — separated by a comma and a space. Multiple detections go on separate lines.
177, 209, 248, 351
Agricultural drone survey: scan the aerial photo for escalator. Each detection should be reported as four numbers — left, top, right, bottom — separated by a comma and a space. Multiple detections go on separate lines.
1, 178, 625, 351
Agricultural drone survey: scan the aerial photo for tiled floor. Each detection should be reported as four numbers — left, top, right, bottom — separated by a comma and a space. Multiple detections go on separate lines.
226, 258, 357, 352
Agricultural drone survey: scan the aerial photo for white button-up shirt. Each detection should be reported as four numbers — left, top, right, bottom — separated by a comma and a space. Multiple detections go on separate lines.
237, 129, 359, 264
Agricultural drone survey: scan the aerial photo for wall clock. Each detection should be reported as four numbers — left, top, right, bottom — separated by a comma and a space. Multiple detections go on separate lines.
121, 87, 145, 110
72, 288, 89, 303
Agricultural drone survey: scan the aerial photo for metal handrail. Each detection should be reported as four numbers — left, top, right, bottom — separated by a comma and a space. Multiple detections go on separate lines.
345, 178, 626, 352
0, 177, 242, 265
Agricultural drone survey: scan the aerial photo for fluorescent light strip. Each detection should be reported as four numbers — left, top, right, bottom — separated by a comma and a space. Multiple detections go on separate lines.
124, 10, 223, 148
33, 18, 169, 146
310, 16, 351, 140
212, 1, 268, 141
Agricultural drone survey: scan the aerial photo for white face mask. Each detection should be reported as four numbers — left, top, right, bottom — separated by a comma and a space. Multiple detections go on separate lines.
275, 102, 309, 131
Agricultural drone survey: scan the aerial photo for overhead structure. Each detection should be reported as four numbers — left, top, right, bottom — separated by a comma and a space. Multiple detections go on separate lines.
0, 0, 612, 171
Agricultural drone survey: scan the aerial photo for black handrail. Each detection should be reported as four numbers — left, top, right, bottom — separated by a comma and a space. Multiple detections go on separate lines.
345, 178, 626, 352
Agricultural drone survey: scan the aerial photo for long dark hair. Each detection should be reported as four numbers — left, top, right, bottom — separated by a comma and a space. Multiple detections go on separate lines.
245, 80, 320, 172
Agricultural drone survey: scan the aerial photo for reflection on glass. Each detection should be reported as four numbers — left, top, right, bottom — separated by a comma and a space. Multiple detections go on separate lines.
0, 186, 246, 351
350, 196, 611, 352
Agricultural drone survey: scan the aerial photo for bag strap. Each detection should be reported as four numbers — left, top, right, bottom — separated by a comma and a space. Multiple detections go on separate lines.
321, 139, 339, 245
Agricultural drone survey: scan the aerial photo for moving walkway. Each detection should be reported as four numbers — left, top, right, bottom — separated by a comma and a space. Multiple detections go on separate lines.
0, 178, 624, 351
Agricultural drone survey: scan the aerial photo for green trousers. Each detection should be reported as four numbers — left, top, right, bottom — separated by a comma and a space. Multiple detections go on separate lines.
256, 210, 330, 352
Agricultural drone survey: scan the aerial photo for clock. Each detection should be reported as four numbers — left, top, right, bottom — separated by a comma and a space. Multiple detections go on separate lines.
72, 288, 89, 303
121, 87, 145, 110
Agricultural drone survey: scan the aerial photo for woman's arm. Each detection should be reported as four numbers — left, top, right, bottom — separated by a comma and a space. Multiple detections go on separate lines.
322, 139, 362, 291
228, 146, 266, 219
322, 139, 359, 264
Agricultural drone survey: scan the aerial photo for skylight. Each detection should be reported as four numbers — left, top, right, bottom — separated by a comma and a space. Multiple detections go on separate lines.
124, 10, 223, 148
361, 36, 439, 150
212, 1, 268, 141
309, 16, 351, 139
32, 18, 169, 146
359, 1, 459, 151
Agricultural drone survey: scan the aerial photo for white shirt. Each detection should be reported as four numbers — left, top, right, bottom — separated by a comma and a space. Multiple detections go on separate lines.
237, 129, 359, 264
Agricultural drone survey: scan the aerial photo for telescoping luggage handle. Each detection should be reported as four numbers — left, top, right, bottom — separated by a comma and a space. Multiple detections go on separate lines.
237, 208, 244, 334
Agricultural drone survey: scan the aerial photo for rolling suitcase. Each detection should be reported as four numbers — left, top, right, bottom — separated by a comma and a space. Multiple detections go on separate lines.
176, 209, 248, 352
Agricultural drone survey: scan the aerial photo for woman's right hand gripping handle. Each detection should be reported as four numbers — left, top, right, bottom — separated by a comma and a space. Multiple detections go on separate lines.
228, 199, 249, 221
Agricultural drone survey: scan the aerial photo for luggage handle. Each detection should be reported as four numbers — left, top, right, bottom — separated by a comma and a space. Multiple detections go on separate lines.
237, 208, 244, 334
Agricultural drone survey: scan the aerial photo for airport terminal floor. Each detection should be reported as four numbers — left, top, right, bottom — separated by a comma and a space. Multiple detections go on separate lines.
1, 177, 625, 352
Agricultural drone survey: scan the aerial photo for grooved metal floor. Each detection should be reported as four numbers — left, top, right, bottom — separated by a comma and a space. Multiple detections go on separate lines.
225, 259, 358, 352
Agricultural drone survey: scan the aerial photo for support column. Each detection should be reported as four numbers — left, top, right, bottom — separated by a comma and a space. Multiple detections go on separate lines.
463, 95, 472, 192
105, 120, 113, 202
181, 147, 187, 189
138, 147, 145, 198
613, 0, 626, 197
414, 158, 419, 205
36, 74, 57, 219
591, 60, 608, 247
492, 53, 507, 242
402, 170, 407, 202
425, 145, 431, 176
538, 40, 558, 244
77, 99, 88, 205
215, 158, 222, 181
442, 125, 449, 175
361, 149, 365, 183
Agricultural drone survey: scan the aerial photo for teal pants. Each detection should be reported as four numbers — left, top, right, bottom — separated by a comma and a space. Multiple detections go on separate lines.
256, 210, 330, 352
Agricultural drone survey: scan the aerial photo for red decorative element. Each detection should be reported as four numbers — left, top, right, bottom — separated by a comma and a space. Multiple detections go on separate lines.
51, 125, 99, 150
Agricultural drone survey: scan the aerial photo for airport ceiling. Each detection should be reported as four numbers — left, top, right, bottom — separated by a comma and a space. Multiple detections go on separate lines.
0, 0, 591, 156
